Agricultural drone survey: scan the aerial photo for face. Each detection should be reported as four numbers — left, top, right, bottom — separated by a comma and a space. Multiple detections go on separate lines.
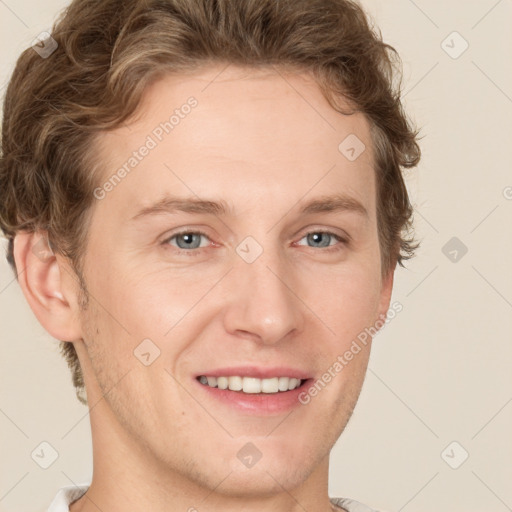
69, 65, 393, 496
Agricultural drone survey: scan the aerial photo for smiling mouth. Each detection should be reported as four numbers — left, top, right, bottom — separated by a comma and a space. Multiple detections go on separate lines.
196, 375, 307, 394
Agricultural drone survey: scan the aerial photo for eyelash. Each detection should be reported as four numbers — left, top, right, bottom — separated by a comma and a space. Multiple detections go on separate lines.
161, 229, 348, 255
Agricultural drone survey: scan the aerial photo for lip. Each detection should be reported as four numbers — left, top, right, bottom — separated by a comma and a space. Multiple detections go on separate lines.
195, 366, 312, 380
194, 367, 313, 415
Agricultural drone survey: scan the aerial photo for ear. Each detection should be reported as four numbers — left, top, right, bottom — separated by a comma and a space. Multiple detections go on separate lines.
13, 231, 83, 342
376, 265, 395, 323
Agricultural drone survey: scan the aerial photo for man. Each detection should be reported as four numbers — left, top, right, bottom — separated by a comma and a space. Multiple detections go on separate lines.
0, 0, 420, 510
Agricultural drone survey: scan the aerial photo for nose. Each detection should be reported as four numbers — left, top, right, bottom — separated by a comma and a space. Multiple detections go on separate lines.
222, 247, 304, 345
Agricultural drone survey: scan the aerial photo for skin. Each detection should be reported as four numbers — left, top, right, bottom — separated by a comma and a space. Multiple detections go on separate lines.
14, 64, 394, 512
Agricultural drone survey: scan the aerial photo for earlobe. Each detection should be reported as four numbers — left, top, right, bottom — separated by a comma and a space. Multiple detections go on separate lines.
13, 231, 83, 342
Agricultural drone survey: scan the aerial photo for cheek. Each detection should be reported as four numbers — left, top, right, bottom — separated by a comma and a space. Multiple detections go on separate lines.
87, 262, 175, 336
116, 271, 215, 335
302, 262, 382, 338
89, 268, 216, 375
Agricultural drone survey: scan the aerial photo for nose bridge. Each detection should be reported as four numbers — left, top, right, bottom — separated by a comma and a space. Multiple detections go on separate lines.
222, 239, 303, 344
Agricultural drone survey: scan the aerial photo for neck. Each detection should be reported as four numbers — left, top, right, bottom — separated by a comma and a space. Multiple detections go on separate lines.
69, 398, 337, 512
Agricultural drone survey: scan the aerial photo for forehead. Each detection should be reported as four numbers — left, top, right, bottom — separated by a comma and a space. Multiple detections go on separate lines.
93, 65, 376, 218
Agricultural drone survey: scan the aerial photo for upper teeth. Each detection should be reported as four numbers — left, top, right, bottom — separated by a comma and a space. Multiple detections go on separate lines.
198, 376, 303, 393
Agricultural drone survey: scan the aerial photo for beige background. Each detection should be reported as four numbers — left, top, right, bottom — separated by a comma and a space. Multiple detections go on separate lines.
1, 0, 511, 511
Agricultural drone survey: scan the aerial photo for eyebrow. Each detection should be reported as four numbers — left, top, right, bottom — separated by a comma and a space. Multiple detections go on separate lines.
130, 193, 368, 221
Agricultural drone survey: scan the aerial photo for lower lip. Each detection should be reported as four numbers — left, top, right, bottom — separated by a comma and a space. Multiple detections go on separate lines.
194, 378, 312, 415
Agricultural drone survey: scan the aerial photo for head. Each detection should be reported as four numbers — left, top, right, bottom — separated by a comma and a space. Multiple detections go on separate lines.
0, 0, 420, 500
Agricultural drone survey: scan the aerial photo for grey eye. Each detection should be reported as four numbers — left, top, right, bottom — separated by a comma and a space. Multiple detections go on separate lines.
168, 232, 207, 250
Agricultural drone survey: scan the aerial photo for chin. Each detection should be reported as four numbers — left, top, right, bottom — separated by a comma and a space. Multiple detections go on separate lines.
210, 462, 314, 500
214, 439, 323, 496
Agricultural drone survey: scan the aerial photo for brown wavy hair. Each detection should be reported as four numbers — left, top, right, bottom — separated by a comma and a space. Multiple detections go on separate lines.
0, 0, 421, 405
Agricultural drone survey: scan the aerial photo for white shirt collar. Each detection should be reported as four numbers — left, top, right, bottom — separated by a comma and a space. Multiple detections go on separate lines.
47, 483, 89, 511
47, 484, 377, 512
